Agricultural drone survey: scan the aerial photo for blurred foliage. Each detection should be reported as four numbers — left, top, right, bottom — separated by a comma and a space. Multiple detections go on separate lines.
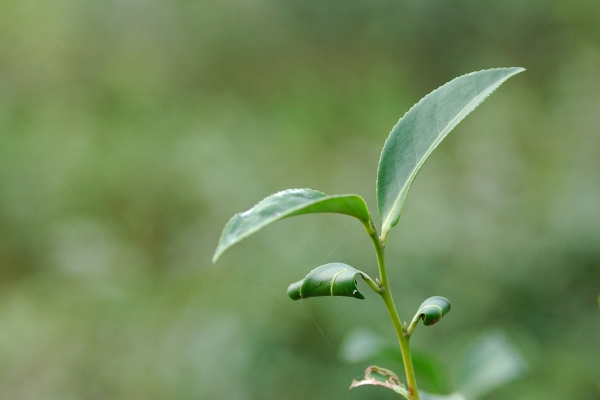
0, 0, 599, 399
340, 329, 526, 399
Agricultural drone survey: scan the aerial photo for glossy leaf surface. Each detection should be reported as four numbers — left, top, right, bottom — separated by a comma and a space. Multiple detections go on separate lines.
414, 296, 451, 326
213, 189, 371, 262
377, 67, 524, 238
349, 366, 410, 399
287, 263, 370, 300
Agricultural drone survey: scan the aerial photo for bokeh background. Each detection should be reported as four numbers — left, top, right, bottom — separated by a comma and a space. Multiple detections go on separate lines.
1, 1, 599, 399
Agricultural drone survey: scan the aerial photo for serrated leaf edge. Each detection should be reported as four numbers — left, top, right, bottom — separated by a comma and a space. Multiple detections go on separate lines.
377, 67, 525, 238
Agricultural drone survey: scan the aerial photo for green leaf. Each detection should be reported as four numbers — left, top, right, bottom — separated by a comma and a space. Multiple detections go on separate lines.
413, 296, 451, 326
421, 392, 466, 400
287, 263, 373, 300
339, 328, 450, 394
377, 67, 525, 239
339, 328, 391, 363
349, 365, 410, 399
458, 331, 526, 400
411, 351, 452, 395
213, 188, 371, 262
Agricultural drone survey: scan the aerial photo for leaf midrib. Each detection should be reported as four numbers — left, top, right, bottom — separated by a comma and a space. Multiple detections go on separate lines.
382, 90, 483, 232
330, 268, 352, 296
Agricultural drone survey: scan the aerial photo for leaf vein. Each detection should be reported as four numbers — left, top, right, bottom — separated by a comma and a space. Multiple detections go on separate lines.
383, 87, 485, 231
330, 268, 352, 296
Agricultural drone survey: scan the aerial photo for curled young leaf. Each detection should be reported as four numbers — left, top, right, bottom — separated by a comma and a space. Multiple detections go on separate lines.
287, 263, 375, 300
349, 365, 410, 399
213, 188, 371, 262
412, 296, 451, 327
377, 67, 525, 240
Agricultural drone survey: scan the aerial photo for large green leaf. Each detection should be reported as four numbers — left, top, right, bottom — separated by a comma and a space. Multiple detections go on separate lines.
287, 263, 372, 300
213, 189, 371, 262
377, 67, 524, 239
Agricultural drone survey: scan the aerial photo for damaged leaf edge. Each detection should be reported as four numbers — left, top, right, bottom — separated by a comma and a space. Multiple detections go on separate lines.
349, 365, 410, 399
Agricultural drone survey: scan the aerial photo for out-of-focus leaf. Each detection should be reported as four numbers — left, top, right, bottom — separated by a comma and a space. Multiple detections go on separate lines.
287, 263, 372, 300
377, 68, 525, 239
421, 392, 466, 400
339, 328, 393, 363
412, 350, 451, 395
458, 331, 526, 400
343, 330, 525, 399
349, 365, 410, 399
213, 188, 371, 262
339, 328, 450, 393
413, 296, 451, 326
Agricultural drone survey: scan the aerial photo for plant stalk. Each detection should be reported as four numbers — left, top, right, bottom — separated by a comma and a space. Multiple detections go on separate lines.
364, 219, 420, 400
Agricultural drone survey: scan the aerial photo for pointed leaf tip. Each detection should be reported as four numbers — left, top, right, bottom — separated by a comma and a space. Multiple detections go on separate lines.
377, 67, 524, 239
287, 263, 372, 300
213, 188, 371, 262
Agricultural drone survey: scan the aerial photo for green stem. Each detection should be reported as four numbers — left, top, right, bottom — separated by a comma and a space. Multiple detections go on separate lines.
397, 327, 419, 400
362, 273, 384, 294
406, 315, 420, 337
363, 219, 420, 400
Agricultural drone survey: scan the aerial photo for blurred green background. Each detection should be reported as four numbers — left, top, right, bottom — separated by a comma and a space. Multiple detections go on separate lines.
1, 1, 599, 399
